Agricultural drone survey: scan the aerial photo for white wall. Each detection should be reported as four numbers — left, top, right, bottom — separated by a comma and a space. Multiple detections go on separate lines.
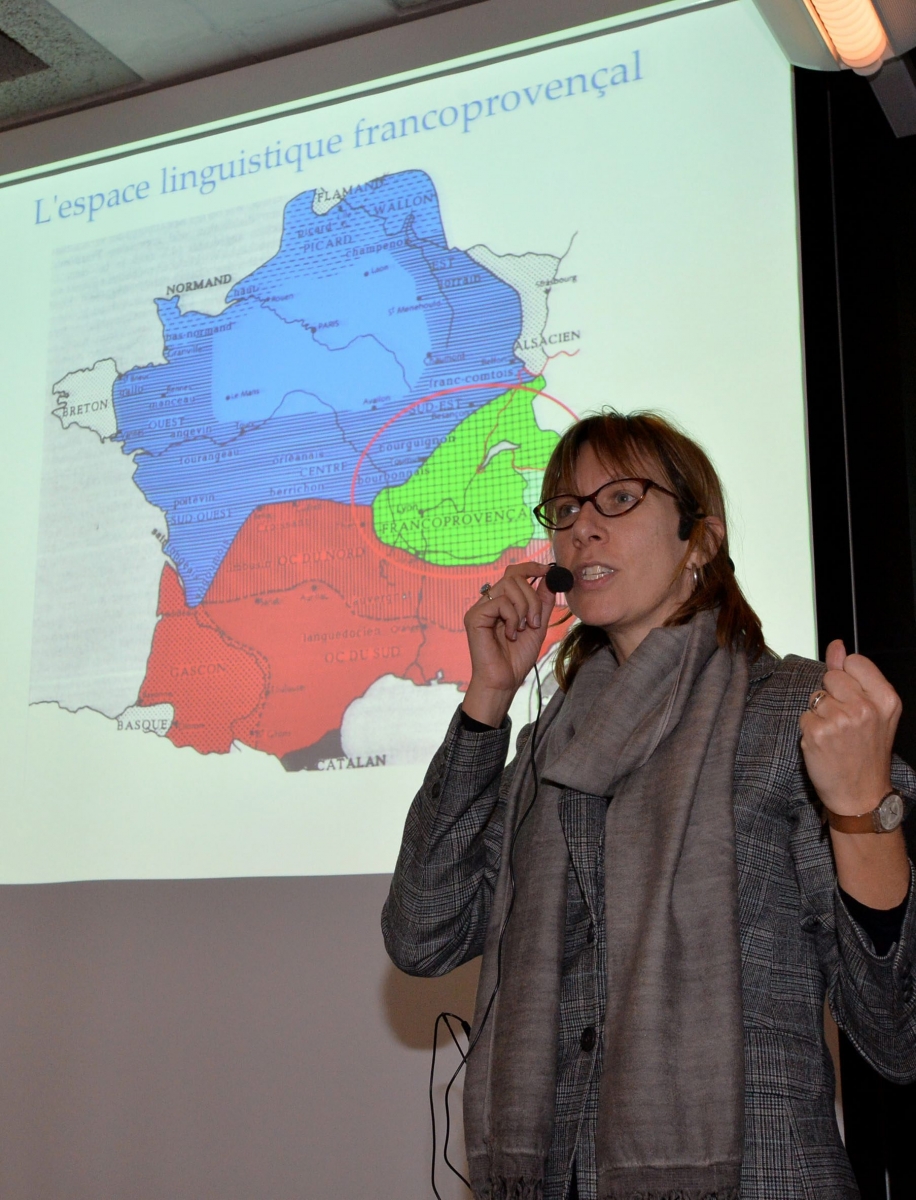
0, 875, 480, 1199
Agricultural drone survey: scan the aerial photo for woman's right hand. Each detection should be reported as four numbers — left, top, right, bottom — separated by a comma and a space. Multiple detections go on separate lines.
461, 562, 558, 727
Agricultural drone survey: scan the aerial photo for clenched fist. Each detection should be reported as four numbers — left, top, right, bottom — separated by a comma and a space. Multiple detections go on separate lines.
799, 639, 901, 817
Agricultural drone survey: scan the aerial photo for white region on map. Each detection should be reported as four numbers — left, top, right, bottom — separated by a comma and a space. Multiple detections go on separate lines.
532, 394, 574, 435
526, 233, 583, 412
340, 675, 466, 766
480, 439, 520, 470
52, 358, 119, 440
47, 195, 289, 388
466, 244, 560, 375
116, 703, 174, 736
29, 413, 168, 718
310, 184, 355, 216
339, 653, 561, 767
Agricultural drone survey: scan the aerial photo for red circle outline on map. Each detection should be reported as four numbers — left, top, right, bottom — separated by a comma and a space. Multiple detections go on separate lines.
348, 380, 578, 578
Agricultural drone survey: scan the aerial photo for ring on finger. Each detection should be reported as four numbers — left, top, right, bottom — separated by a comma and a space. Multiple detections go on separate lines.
809, 689, 827, 712
479, 582, 493, 599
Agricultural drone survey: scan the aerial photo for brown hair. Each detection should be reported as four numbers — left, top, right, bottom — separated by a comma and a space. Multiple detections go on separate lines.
544, 410, 766, 690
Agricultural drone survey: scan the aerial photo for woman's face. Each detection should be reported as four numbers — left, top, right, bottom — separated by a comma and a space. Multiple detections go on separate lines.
552, 442, 700, 661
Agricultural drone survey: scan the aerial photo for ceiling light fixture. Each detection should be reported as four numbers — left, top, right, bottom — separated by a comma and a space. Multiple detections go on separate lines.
804, 0, 890, 73
752, 0, 916, 135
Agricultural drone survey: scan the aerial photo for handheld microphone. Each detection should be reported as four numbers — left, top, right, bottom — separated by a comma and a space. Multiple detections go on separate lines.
544, 564, 574, 593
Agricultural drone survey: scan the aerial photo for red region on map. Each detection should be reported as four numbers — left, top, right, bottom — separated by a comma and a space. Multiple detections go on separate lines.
137, 498, 565, 759
138, 566, 267, 753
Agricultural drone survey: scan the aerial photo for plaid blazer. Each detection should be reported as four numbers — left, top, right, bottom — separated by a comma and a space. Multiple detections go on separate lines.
382, 654, 916, 1200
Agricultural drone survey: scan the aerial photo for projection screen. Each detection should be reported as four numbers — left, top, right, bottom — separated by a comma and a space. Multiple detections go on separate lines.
0, 0, 814, 883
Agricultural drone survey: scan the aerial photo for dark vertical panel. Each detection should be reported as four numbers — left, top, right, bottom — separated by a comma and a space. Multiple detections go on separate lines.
794, 69, 857, 660
797, 62, 916, 757
825, 70, 916, 760
795, 59, 916, 1200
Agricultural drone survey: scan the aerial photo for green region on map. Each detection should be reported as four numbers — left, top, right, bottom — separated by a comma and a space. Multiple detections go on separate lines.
372, 379, 559, 565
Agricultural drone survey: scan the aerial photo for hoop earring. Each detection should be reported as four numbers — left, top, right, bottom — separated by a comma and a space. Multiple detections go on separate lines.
691, 565, 700, 589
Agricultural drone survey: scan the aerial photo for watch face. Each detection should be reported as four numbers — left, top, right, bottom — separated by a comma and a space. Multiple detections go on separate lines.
878, 793, 905, 831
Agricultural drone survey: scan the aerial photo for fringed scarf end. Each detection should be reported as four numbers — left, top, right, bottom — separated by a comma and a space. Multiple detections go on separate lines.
602, 1191, 741, 1200
482, 1177, 545, 1200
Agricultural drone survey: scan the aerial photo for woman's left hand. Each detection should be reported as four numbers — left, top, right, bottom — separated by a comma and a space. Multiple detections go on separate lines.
799, 639, 902, 815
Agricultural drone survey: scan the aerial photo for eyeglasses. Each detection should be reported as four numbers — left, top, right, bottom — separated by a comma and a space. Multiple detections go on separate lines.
533, 477, 680, 531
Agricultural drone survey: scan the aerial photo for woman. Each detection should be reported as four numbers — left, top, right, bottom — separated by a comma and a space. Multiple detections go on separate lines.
382, 412, 916, 1200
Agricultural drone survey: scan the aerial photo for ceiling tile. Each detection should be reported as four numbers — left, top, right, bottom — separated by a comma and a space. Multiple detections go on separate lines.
50, 0, 398, 81
0, 0, 138, 122
235, 0, 393, 59
51, 0, 248, 75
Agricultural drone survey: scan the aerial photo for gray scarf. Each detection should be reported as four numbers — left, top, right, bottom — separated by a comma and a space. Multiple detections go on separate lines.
464, 612, 749, 1200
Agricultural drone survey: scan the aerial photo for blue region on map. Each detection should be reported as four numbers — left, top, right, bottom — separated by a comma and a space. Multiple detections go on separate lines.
111, 169, 529, 606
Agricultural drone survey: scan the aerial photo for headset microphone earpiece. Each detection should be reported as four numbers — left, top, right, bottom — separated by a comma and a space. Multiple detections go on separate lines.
544, 564, 574, 594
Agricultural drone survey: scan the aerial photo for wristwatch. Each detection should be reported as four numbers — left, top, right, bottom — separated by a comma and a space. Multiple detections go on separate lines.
824, 790, 905, 834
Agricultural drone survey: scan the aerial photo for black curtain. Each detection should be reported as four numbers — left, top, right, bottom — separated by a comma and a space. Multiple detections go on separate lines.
795, 60, 916, 1199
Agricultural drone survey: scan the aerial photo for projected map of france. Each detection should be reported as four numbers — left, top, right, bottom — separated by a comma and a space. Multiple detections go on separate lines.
36, 169, 574, 769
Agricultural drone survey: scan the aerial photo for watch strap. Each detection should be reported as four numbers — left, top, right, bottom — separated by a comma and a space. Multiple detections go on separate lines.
825, 809, 883, 834
824, 791, 901, 834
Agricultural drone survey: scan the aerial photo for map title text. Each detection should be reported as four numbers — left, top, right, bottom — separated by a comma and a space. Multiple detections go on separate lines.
32, 50, 642, 227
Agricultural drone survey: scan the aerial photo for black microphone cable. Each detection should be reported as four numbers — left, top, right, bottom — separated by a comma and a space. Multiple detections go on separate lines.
430, 1012, 471, 1198
429, 662, 547, 1199
429, 565, 571, 1197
